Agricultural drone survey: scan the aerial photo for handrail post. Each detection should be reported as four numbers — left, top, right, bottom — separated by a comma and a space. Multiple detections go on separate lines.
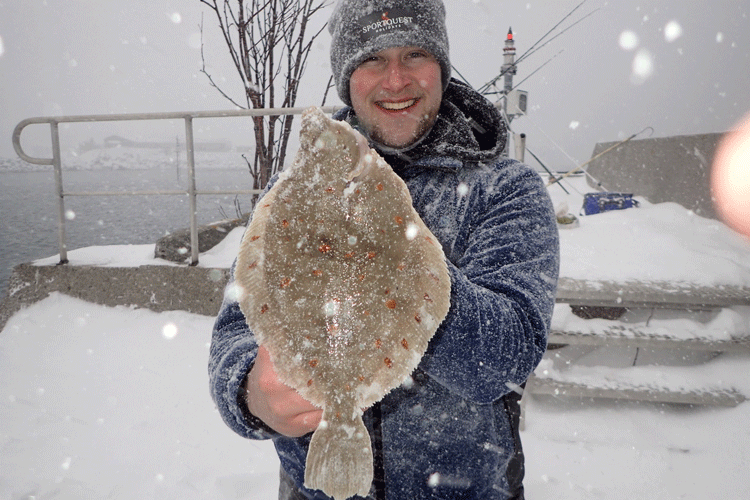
185, 116, 199, 266
51, 121, 69, 264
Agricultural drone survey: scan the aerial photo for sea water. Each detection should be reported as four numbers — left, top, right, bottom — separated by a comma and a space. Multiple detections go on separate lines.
0, 165, 255, 293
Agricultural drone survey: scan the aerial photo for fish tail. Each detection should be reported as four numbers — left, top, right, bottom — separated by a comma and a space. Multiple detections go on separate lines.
304, 411, 373, 500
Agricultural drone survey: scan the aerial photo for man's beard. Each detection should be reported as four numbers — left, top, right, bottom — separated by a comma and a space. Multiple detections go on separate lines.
368, 107, 439, 150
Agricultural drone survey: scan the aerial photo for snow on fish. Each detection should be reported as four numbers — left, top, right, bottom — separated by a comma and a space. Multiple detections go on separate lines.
235, 106, 450, 500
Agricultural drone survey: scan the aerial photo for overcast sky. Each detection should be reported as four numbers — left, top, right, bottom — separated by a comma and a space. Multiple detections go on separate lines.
1, 0, 749, 170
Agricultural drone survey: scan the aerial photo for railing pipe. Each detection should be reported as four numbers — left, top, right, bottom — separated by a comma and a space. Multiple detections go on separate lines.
12, 106, 341, 265
184, 116, 199, 266
50, 121, 69, 264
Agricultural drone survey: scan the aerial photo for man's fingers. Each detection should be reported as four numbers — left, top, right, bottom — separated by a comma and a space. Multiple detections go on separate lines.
246, 345, 323, 437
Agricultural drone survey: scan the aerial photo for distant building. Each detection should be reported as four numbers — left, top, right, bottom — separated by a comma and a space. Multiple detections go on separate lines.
586, 133, 722, 220
102, 136, 233, 152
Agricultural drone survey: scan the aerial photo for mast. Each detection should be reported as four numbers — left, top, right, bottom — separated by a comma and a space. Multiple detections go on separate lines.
501, 27, 527, 159
502, 27, 517, 109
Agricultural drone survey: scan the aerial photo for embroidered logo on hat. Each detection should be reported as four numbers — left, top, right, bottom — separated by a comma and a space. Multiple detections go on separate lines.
358, 8, 417, 42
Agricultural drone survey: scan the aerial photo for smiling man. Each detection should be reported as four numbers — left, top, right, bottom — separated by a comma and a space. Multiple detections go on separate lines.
209, 1, 560, 499
348, 45, 443, 149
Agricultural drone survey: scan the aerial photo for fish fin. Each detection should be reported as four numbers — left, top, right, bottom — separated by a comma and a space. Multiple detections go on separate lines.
304, 413, 373, 500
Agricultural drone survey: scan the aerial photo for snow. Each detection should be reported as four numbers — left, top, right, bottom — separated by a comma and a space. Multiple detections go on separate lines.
2, 176, 750, 498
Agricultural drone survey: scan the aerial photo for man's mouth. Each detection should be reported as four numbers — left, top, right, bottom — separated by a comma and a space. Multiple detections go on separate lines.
376, 98, 418, 111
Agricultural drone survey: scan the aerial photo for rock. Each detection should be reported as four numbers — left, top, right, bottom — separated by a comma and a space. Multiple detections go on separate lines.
154, 213, 250, 263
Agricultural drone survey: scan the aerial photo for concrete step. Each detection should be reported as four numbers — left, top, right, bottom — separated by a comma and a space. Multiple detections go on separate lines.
549, 326, 750, 352
527, 374, 746, 407
556, 277, 750, 310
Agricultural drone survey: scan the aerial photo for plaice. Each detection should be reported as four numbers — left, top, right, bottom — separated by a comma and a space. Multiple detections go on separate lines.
235, 106, 451, 500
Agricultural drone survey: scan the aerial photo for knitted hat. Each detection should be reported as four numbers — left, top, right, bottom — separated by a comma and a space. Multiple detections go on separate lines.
328, 0, 451, 106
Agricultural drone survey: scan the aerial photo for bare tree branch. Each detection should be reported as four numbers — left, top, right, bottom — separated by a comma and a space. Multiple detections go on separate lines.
199, 0, 330, 190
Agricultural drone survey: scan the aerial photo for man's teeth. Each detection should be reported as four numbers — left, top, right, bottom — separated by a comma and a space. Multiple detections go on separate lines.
378, 99, 417, 111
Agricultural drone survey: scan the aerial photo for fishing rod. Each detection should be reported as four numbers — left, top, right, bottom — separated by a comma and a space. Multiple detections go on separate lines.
514, 7, 600, 68
526, 147, 570, 195
483, 50, 563, 98
517, 0, 587, 63
545, 127, 655, 188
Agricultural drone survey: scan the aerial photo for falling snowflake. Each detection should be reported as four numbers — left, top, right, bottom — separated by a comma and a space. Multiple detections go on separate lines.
162, 323, 178, 340
618, 30, 639, 51
664, 20, 683, 43
631, 49, 654, 84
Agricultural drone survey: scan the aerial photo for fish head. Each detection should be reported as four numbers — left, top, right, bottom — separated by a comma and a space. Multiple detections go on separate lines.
295, 107, 376, 184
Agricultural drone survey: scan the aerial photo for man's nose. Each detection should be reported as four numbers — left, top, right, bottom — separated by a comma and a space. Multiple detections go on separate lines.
382, 61, 409, 92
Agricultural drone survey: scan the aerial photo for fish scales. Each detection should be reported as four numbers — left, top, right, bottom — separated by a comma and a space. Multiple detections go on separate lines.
236, 107, 450, 500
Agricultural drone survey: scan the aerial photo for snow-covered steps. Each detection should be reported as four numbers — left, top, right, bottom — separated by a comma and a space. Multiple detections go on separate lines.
526, 278, 750, 411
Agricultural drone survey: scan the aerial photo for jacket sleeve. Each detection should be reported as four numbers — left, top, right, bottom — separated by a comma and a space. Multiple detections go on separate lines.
208, 268, 282, 440
418, 161, 560, 404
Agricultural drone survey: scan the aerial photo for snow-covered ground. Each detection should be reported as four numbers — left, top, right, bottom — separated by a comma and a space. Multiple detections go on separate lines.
2, 176, 750, 499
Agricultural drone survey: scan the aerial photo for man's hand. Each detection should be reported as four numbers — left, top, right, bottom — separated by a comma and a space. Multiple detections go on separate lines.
244, 345, 323, 437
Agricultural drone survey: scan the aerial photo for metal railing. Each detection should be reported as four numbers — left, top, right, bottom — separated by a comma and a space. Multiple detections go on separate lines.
12, 106, 339, 265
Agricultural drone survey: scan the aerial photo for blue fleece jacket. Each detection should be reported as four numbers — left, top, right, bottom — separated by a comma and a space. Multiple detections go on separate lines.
209, 79, 559, 499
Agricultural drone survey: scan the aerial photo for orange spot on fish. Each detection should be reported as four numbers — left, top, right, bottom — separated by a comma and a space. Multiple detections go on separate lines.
309, 359, 318, 368
401, 338, 409, 349
250, 235, 260, 242
394, 216, 403, 225
368, 252, 377, 259
260, 304, 269, 314
376, 183, 384, 191
281, 219, 290, 228
319, 244, 332, 253
384, 357, 393, 368
359, 275, 366, 281
397, 262, 406, 271
280, 277, 292, 288
424, 293, 433, 302
325, 186, 335, 193
344, 252, 355, 259
414, 313, 422, 324
386, 299, 397, 309
358, 375, 365, 382
247, 261, 258, 270
307, 379, 313, 387
312, 269, 323, 277
375, 339, 382, 349
384, 288, 390, 295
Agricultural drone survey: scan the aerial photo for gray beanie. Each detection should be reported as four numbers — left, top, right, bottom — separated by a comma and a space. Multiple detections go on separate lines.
328, 0, 451, 106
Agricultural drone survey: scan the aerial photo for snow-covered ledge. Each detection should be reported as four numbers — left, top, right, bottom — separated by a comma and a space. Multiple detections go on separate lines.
0, 228, 243, 330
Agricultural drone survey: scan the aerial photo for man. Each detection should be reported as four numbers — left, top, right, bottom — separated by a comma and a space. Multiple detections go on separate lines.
209, 0, 560, 498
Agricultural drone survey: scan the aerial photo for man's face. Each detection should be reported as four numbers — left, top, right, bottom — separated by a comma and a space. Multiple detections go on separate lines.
349, 46, 442, 149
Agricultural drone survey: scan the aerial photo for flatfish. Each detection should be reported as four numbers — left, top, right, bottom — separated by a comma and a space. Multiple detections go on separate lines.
235, 106, 450, 500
